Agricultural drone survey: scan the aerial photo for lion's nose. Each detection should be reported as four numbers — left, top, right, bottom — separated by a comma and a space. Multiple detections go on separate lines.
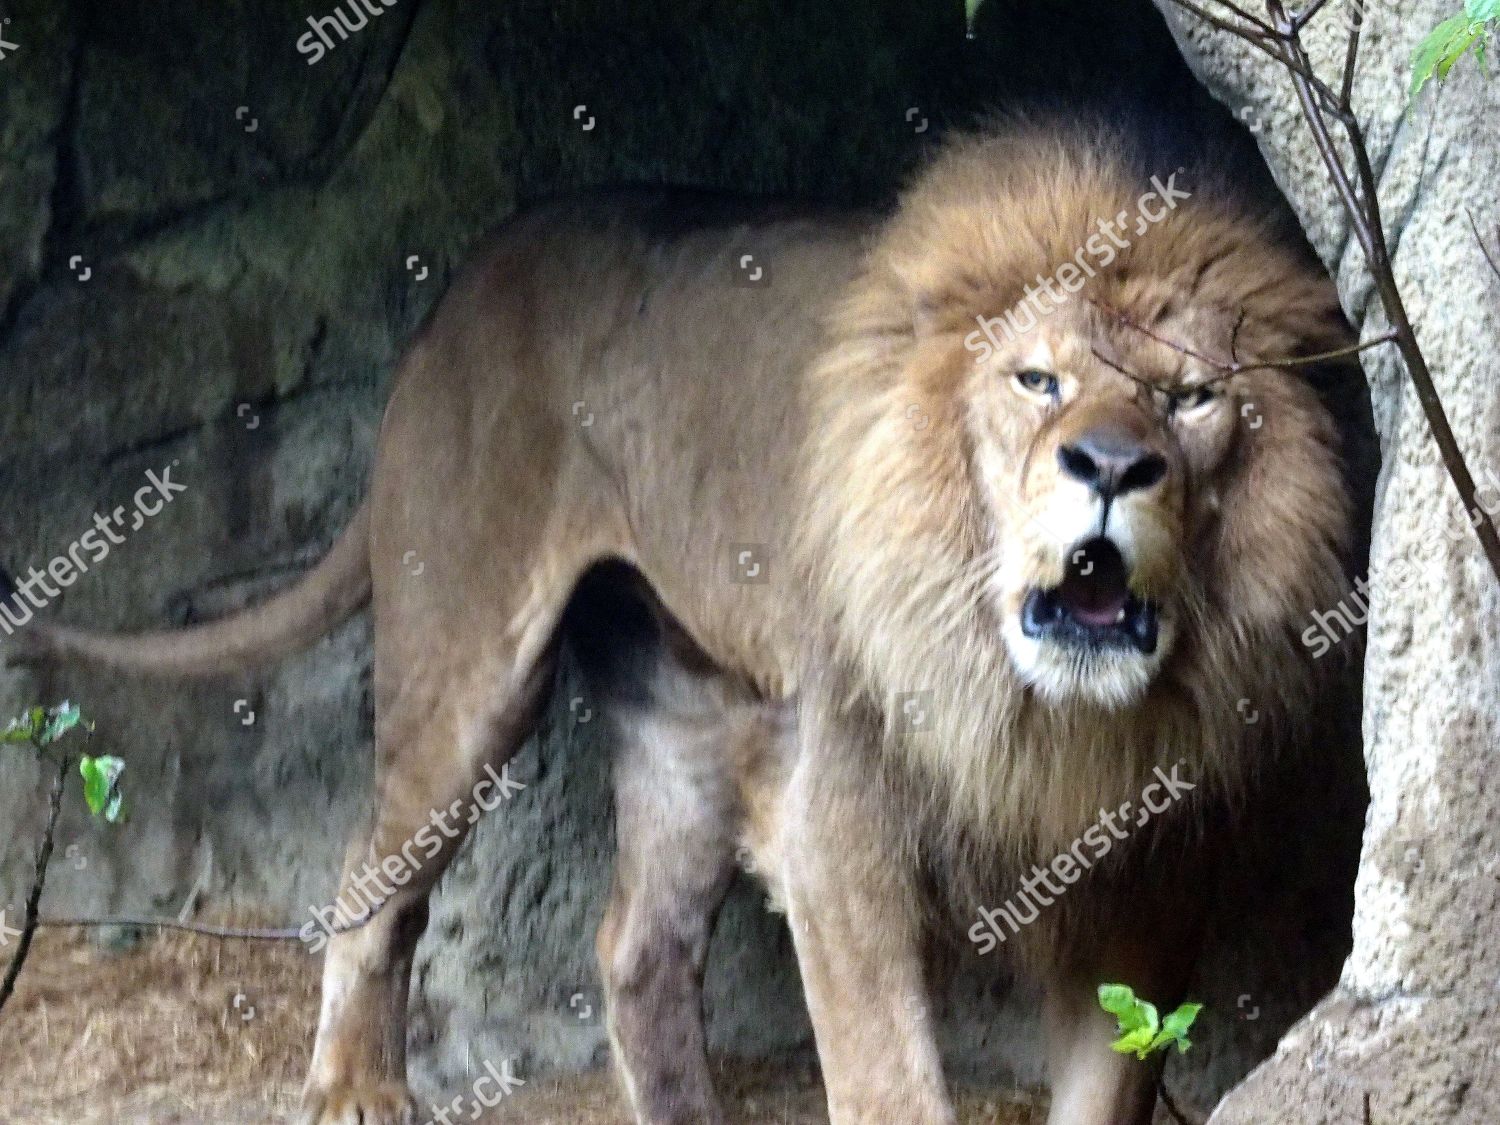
1057, 428, 1168, 500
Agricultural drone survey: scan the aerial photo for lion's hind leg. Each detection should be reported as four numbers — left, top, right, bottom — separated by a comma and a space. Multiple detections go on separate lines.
579, 574, 752, 1125
301, 514, 625, 1123
300, 604, 568, 1125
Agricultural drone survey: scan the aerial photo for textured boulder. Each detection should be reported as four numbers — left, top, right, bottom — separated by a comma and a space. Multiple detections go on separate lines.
1154, 2, 1500, 1122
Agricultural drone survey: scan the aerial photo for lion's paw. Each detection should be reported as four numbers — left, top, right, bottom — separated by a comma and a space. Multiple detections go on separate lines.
300, 1080, 416, 1125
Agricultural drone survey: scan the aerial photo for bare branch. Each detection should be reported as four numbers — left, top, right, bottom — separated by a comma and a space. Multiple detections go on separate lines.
31, 916, 307, 941
1230, 307, 1248, 363
1268, 0, 1500, 577
1090, 296, 1397, 380
34, 894, 388, 942
1163, 0, 1350, 119
1213, 0, 1282, 38
1291, 0, 1334, 32
1338, 0, 1363, 112
1468, 208, 1500, 288
1167, 0, 1281, 48
0, 751, 70, 1015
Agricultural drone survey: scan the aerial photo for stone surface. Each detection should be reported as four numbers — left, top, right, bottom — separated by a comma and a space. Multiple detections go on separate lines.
1155, 1, 1500, 1122
0, 0, 1382, 1115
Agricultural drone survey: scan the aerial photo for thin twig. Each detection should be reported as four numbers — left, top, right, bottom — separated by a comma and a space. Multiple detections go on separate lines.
1229, 307, 1248, 364
0, 751, 71, 1015
31, 916, 309, 941
1291, 0, 1333, 32
1167, 0, 1280, 47
1468, 209, 1500, 287
1160, 0, 1500, 581
1168, 0, 1348, 115
33, 893, 387, 942
1338, 0, 1363, 112
1090, 296, 1397, 381
1214, 0, 1282, 38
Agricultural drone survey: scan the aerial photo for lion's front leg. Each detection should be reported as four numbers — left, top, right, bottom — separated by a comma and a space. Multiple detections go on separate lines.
781, 700, 956, 1125
1043, 863, 1210, 1125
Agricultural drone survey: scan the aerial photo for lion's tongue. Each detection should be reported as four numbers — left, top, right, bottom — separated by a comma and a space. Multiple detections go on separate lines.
1058, 580, 1127, 627
1057, 540, 1131, 627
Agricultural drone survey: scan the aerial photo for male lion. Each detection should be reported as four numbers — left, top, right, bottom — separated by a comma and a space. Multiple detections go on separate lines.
10, 116, 1352, 1125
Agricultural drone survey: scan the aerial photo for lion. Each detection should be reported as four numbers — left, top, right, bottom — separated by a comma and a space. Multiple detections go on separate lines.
6, 115, 1353, 1125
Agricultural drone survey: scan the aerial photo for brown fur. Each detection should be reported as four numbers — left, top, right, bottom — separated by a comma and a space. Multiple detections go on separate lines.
7, 118, 1352, 1125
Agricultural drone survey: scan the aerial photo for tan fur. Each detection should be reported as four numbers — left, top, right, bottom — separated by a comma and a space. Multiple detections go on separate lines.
800, 121, 1351, 878
8, 118, 1352, 1125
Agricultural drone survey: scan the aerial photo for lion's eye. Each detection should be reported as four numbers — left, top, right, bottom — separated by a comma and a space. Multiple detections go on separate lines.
1168, 385, 1218, 415
1014, 370, 1059, 398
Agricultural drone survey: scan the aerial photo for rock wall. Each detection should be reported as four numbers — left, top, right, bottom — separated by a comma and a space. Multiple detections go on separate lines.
1154, 2, 1500, 1122
0, 0, 1374, 1113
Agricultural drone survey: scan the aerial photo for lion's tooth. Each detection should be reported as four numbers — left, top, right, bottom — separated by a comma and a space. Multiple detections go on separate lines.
1115, 607, 1127, 624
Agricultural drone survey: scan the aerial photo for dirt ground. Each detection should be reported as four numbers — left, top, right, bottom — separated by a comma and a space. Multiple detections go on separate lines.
0, 926, 1049, 1124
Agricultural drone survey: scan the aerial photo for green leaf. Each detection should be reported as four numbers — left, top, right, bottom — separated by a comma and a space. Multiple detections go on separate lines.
1097, 983, 1138, 1018
1110, 1026, 1158, 1059
1465, 0, 1499, 21
38, 701, 88, 745
79, 754, 126, 823
3, 702, 92, 748
1161, 1002, 1202, 1040
0, 719, 34, 744
1412, 15, 1486, 97
2, 707, 44, 745
965, 0, 985, 33
1135, 999, 1159, 1034
1101, 987, 1202, 1060
1098, 984, 1157, 1034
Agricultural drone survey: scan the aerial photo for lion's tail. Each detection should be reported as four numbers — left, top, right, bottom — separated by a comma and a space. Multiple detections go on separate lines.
4, 502, 371, 677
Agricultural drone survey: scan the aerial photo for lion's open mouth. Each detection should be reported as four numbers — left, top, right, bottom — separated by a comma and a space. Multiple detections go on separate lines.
1021, 537, 1159, 655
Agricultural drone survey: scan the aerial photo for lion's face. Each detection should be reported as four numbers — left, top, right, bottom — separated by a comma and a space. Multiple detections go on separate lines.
802, 121, 1355, 852
968, 301, 1243, 708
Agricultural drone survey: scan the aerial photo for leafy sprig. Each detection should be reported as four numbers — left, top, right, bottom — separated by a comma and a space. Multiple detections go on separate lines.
1, 702, 122, 822
1412, 0, 1498, 96
1098, 983, 1202, 1060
